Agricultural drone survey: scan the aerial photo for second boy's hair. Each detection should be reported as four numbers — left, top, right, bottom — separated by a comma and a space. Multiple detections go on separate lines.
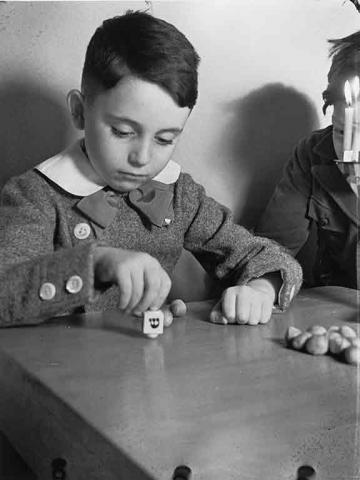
322, 30, 360, 113
81, 11, 200, 109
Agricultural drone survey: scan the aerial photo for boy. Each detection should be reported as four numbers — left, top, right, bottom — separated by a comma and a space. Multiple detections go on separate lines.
0, 12, 301, 327
257, 30, 360, 289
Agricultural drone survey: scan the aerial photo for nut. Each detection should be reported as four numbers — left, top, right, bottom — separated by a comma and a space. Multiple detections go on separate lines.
291, 332, 312, 350
344, 346, 360, 365
170, 299, 187, 317
304, 334, 328, 355
350, 337, 360, 348
328, 333, 351, 355
163, 307, 174, 327
285, 326, 302, 346
339, 325, 357, 339
306, 325, 327, 335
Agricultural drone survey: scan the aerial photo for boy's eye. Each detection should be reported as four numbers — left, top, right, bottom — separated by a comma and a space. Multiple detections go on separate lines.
111, 126, 135, 137
155, 136, 175, 146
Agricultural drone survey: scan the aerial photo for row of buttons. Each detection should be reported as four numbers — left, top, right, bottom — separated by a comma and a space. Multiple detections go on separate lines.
39, 222, 91, 300
39, 275, 83, 301
74, 219, 172, 238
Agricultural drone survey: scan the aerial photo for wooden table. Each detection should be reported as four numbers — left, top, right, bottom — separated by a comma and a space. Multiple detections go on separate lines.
0, 287, 359, 480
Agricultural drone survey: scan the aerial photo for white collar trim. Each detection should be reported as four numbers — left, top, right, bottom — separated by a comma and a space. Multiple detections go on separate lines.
35, 139, 181, 196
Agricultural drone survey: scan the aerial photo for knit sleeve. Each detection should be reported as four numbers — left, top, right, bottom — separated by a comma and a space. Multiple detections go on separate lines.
177, 173, 303, 310
0, 172, 99, 326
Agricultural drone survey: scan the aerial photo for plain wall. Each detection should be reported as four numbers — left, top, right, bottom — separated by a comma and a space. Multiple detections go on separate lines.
0, 0, 359, 299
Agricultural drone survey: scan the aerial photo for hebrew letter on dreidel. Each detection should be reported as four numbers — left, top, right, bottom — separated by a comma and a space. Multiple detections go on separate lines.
142, 310, 164, 337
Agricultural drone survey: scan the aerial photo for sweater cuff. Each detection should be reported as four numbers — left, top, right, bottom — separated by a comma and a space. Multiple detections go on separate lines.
236, 244, 303, 311
0, 242, 104, 326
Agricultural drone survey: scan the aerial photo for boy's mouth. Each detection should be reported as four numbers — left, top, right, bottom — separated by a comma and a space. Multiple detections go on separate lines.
117, 171, 148, 180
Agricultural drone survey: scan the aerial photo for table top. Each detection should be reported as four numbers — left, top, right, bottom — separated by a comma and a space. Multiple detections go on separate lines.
0, 286, 359, 480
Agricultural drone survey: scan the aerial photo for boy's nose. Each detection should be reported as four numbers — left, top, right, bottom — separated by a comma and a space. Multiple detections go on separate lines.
128, 142, 151, 167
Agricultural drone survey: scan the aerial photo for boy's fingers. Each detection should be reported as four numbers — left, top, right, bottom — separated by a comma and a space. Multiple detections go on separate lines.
248, 301, 262, 325
150, 273, 171, 310
210, 290, 274, 326
260, 298, 273, 324
235, 294, 250, 324
221, 290, 236, 323
127, 269, 144, 313
117, 269, 132, 310
209, 301, 228, 324
136, 272, 161, 312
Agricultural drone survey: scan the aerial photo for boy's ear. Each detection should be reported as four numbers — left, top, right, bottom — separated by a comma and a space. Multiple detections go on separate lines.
67, 89, 85, 130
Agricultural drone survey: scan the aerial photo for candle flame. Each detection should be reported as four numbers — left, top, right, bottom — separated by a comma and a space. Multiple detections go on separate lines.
345, 80, 352, 106
353, 76, 360, 99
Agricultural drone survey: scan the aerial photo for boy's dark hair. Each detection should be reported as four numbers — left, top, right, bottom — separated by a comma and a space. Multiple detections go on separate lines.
322, 30, 360, 113
81, 11, 200, 109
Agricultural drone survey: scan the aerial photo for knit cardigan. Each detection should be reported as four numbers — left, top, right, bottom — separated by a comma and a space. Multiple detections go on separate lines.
0, 159, 302, 326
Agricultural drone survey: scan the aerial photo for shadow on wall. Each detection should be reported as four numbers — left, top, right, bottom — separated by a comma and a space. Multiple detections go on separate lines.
225, 82, 319, 227
171, 83, 321, 301
0, 78, 72, 188
226, 82, 320, 285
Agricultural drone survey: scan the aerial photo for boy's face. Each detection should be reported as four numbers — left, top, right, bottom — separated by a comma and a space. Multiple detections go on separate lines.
332, 99, 360, 161
81, 76, 190, 192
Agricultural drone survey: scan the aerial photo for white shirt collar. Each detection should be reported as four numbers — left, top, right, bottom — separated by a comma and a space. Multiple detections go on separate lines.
35, 139, 181, 196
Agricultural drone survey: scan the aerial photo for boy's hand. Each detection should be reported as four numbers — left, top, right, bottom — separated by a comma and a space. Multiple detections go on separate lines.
210, 278, 277, 325
93, 246, 171, 314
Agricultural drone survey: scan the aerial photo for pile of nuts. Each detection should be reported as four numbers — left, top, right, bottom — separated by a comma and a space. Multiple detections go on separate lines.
285, 324, 360, 365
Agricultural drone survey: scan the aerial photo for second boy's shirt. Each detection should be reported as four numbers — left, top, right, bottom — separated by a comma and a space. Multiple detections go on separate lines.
257, 126, 359, 289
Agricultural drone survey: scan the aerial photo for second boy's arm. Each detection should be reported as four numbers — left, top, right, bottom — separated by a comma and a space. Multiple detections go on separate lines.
256, 138, 313, 256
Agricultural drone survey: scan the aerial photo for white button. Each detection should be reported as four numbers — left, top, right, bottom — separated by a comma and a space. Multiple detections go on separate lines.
39, 282, 56, 301
65, 275, 83, 294
74, 223, 91, 239
289, 285, 296, 301
164, 218, 172, 225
